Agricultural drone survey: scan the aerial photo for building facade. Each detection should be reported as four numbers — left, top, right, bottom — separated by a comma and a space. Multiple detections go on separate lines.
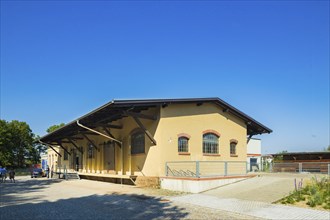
41, 98, 272, 182
247, 138, 261, 171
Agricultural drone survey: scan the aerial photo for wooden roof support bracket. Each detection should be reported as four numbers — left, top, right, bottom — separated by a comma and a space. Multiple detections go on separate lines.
124, 111, 157, 120
56, 140, 71, 156
247, 134, 254, 144
76, 120, 122, 151
81, 133, 99, 152
67, 137, 83, 154
132, 116, 157, 145
38, 140, 62, 157
102, 127, 121, 148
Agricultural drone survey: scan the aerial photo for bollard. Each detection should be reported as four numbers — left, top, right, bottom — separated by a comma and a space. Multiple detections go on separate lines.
224, 162, 228, 176
196, 161, 200, 178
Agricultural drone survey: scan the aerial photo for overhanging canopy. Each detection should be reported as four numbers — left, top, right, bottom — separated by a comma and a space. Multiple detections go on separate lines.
40, 97, 272, 143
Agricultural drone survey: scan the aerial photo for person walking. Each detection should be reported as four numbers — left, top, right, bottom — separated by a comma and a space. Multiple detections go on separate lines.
9, 169, 15, 183
46, 166, 50, 178
0, 167, 7, 183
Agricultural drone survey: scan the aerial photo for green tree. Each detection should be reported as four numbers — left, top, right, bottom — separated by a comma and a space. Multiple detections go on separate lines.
0, 120, 40, 167
46, 123, 65, 133
326, 145, 330, 152
273, 150, 288, 162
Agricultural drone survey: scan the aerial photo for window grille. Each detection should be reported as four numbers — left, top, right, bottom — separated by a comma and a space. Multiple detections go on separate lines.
203, 133, 219, 154
64, 150, 68, 160
131, 131, 145, 154
88, 143, 94, 158
230, 142, 237, 155
178, 137, 189, 152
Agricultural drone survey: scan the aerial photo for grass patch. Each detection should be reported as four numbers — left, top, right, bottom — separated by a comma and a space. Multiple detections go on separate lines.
278, 176, 330, 210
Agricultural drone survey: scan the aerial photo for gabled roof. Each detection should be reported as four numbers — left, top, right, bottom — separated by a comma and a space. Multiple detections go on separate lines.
40, 97, 272, 143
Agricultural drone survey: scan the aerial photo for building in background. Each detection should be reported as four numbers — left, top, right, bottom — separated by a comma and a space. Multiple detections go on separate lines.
40, 152, 48, 171
247, 138, 261, 171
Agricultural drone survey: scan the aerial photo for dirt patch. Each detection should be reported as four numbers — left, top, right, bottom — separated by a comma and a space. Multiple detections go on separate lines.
278, 200, 329, 211
137, 187, 190, 197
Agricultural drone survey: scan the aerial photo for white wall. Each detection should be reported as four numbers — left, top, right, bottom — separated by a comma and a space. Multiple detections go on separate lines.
247, 138, 261, 171
247, 138, 261, 155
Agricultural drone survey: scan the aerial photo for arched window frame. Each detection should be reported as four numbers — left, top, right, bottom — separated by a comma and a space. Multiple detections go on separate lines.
88, 143, 94, 158
230, 139, 238, 156
131, 129, 145, 155
202, 131, 220, 155
177, 133, 190, 154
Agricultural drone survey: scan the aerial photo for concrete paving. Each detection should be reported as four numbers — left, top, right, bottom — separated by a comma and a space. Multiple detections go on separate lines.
170, 173, 330, 220
170, 194, 330, 220
0, 176, 255, 220
203, 172, 325, 203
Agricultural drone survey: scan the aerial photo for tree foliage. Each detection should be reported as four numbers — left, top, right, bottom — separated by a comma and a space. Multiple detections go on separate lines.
0, 120, 41, 168
46, 123, 65, 133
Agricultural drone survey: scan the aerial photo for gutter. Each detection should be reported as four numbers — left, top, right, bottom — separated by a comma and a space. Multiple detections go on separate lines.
76, 120, 122, 145
76, 120, 125, 184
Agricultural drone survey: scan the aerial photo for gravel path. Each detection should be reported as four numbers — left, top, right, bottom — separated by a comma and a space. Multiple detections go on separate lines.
0, 176, 256, 220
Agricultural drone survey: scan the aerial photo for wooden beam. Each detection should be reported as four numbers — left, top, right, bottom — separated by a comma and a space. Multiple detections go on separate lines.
69, 137, 84, 140
93, 123, 123, 129
132, 116, 157, 145
56, 141, 71, 156
53, 140, 71, 144
96, 113, 122, 124
102, 127, 121, 148
105, 124, 123, 129
46, 143, 62, 157
67, 138, 83, 154
81, 134, 99, 151
124, 111, 157, 120
79, 131, 100, 136
247, 134, 253, 144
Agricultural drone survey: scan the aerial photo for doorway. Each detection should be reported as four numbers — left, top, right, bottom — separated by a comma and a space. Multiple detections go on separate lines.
104, 141, 115, 171
250, 158, 258, 171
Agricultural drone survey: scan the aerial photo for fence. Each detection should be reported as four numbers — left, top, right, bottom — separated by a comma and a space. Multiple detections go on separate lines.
272, 162, 330, 175
165, 161, 247, 178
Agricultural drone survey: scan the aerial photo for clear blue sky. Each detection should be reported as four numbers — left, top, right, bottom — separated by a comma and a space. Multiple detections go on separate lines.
1, 1, 329, 154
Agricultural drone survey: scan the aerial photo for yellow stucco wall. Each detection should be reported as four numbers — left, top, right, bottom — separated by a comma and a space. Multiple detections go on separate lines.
48, 103, 248, 177
158, 103, 247, 176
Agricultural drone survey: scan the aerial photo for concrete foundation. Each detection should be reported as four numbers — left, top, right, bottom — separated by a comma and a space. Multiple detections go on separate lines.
160, 175, 255, 193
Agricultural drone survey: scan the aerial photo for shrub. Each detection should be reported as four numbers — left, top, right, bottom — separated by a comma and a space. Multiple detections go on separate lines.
279, 176, 330, 210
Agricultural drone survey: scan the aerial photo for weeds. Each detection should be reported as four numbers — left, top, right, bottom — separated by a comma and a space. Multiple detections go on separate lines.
279, 176, 330, 210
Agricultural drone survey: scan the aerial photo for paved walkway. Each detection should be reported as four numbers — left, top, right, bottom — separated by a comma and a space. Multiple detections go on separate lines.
0, 176, 255, 220
203, 173, 321, 203
170, 194, 330, 220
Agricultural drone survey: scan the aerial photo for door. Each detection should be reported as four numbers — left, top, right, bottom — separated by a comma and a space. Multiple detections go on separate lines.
250, 158, 258, 171
104, 141, 115, 170
75, 156, 80, 171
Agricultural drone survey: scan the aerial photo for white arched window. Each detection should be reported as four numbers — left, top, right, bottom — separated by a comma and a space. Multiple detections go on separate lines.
203, 133, 219, 154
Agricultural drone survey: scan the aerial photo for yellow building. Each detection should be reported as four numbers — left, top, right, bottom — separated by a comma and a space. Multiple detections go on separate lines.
40, 98, 271, 189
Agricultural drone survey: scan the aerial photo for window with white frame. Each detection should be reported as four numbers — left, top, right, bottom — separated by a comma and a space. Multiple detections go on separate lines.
178, 136, 189, 153
203, 133, 219, 154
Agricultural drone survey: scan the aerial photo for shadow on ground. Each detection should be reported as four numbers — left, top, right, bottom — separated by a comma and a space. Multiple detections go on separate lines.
0, 192, 189, 220
0, 178, 63, 206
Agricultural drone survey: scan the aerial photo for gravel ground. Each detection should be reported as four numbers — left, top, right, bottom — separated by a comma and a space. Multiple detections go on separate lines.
0, 176, 257, 220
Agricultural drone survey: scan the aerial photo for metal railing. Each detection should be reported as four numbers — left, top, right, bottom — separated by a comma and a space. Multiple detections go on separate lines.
165, 161, 247, 178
